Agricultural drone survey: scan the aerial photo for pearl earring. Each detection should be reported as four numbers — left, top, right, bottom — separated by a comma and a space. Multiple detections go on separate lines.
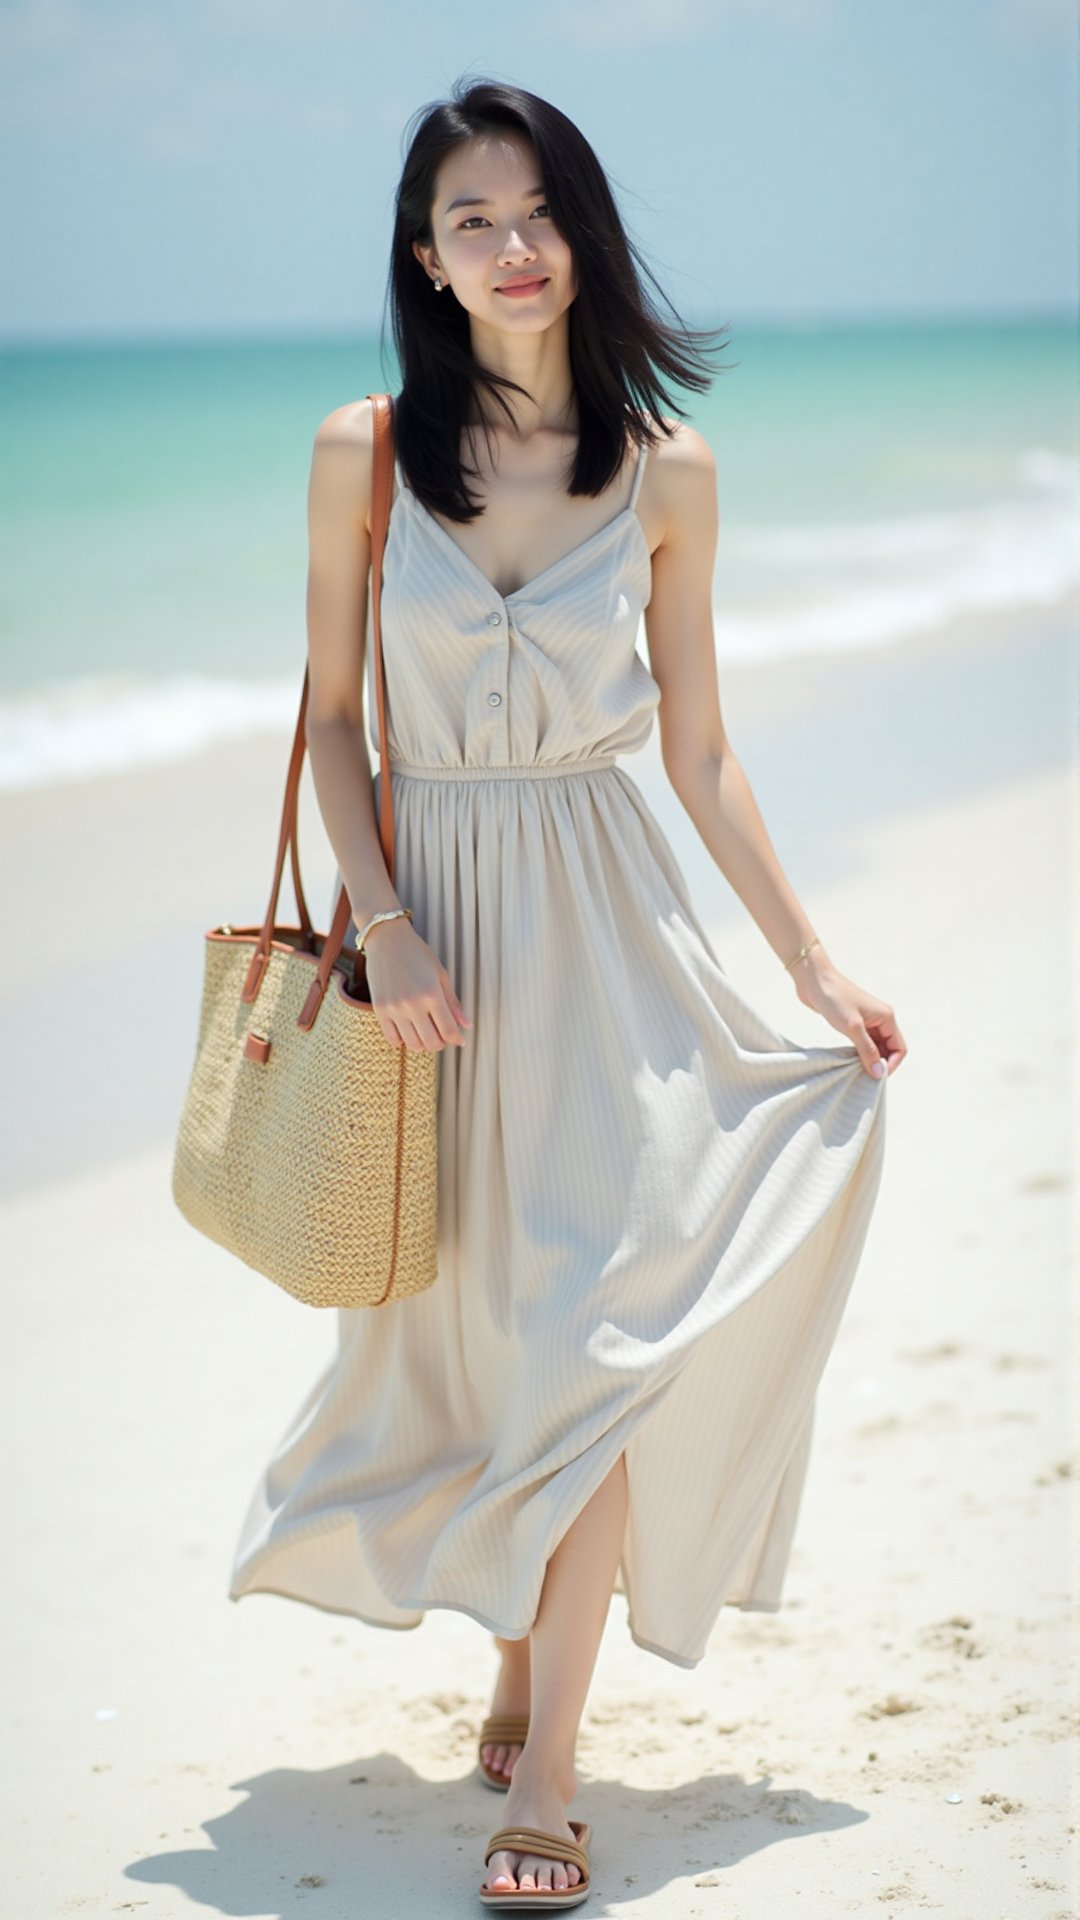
433, 276, 443, 292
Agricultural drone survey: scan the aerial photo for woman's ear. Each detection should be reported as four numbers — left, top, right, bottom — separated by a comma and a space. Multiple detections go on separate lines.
412, 238, 441, 285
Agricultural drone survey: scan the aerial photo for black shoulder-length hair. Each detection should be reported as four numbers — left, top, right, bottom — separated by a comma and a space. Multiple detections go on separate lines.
382, 75, 734, 523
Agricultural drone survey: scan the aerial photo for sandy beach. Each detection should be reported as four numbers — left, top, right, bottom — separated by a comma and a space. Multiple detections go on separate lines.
2, 598, 1075, 1918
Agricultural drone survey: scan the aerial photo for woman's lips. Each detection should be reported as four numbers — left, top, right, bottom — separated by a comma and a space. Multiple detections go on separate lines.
494, 277, 549, 298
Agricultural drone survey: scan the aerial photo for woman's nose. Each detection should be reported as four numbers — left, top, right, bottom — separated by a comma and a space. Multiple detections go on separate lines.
497, 227, 537, 263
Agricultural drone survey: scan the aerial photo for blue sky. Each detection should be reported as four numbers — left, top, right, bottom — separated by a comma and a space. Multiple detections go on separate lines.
0, 0, 1074, 344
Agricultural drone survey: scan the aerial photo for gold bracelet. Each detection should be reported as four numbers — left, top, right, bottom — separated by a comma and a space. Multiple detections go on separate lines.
354, 906, 412, 954
783, 935, 821, 971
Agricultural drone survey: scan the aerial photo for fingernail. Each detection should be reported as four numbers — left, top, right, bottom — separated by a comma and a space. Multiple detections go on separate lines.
871, 1059, 885, 1077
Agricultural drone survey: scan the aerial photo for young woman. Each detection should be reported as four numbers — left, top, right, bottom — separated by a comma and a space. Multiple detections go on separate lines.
229, 77, 905, 1910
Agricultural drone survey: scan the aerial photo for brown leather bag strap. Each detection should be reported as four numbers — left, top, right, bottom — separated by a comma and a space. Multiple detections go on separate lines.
241, 392, 396, 1013
368, 387, 396, 879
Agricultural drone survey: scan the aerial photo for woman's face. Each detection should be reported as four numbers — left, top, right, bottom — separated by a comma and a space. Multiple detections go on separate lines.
414, 132, 578, 333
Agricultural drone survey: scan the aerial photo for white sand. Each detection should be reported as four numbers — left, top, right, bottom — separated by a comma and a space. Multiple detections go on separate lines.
2, 602, 1075, 1917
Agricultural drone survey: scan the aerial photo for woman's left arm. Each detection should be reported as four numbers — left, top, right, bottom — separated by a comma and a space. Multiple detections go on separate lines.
642, 424, 906, 1081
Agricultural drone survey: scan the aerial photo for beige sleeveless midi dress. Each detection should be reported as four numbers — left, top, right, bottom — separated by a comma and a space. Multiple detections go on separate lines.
228, 434, 888, 1669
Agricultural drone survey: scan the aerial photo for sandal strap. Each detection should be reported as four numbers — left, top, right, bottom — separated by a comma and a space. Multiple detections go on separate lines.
478, 1714, 531, 1742
484, 1825, 590, 1877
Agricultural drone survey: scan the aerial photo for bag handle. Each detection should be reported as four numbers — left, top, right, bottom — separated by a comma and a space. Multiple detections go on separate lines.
241, 391, 397, 1026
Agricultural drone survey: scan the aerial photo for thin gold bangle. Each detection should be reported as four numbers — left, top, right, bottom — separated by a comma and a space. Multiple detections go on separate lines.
784, 935, 821, 972
354, 906, 413, 954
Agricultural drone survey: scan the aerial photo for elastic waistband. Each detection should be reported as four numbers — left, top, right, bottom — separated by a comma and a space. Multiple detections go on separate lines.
387, 755, 619, 782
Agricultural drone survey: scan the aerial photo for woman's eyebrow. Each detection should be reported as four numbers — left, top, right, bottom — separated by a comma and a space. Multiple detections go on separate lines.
445, 186, 546, 212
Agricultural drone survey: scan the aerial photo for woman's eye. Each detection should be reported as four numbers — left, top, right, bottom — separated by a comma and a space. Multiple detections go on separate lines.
458, 205, 549, 230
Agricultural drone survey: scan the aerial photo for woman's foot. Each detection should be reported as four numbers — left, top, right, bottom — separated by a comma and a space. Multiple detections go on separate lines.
480, 1633, 531, 1786
482, 1758, 583, 1896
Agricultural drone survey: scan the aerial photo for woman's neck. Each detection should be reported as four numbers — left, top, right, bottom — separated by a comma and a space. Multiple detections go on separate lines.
467, 315, 576, 442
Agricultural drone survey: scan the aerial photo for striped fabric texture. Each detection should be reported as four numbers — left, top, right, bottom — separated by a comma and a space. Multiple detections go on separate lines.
227, 434, 888, 1669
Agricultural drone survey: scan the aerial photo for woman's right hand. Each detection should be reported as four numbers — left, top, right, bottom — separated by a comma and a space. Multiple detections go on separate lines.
360, 917, 473, 1053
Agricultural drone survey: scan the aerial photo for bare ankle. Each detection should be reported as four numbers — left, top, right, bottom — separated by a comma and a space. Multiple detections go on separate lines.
510, 1749, 577, 1804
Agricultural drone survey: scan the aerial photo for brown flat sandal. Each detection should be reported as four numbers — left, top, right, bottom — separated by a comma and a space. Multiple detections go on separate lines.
476, 1712, 531, 1790
479, 1820, 593, 1909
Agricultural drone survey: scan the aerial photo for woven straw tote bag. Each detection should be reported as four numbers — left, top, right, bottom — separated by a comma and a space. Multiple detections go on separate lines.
171, 391, 440, 1309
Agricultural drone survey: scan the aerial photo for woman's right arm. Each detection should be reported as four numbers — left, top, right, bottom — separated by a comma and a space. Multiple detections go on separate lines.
304, 398, 472, 1054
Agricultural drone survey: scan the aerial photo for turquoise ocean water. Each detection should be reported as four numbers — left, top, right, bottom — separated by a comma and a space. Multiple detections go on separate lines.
0, 316, 1075, 790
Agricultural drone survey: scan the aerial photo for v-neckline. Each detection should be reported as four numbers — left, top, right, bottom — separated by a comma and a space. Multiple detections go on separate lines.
395, 461, 651, 605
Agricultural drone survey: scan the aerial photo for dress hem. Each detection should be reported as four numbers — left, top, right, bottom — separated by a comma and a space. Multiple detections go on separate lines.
226, 1577, 777, 1671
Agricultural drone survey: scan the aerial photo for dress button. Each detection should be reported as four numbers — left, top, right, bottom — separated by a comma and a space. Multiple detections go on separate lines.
487, 691, 502, 706
487, 611, 503, 626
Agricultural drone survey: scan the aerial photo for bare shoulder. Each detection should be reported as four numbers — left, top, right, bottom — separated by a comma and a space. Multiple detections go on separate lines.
646, 418, 718, 551
651, 418, 716, 474
313, 395, 377, 453
308, 397, 377, 534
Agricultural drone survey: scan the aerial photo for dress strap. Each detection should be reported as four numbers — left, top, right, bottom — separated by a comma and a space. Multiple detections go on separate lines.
628, 439, 649, 511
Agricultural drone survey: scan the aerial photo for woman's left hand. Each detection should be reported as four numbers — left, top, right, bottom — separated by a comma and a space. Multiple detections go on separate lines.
792, 953, 906, 1080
